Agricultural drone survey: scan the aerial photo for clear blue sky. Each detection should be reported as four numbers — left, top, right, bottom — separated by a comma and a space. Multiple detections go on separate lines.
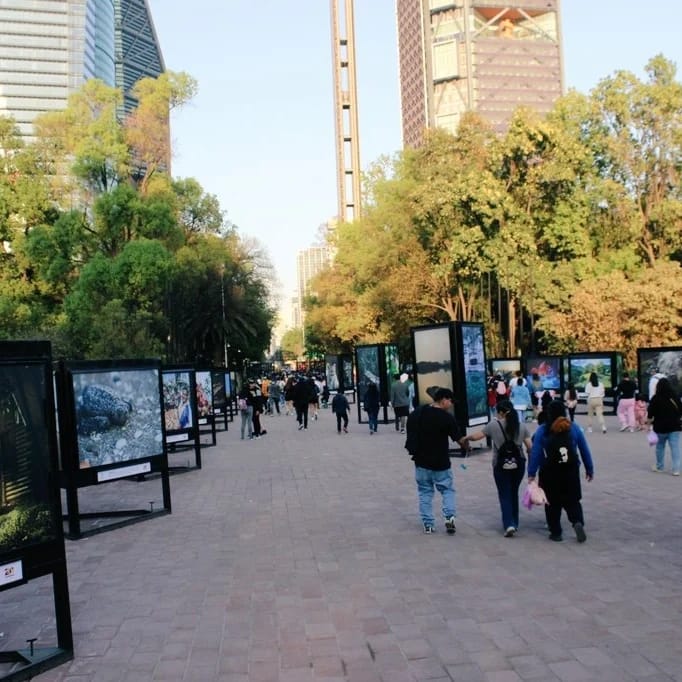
147, 0, 681, 301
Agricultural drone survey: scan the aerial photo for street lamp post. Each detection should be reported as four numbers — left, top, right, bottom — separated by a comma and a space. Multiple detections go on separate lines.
220, 265, 228, 368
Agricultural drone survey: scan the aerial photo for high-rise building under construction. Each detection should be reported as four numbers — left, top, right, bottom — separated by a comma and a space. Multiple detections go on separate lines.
396, 0, 564, 146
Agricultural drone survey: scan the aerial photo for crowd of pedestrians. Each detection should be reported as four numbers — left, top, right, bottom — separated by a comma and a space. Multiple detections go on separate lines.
234, 364, 679, 543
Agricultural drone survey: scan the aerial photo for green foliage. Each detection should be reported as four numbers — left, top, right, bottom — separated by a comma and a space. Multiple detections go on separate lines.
307, 57, 682, 358
0, 504, 54, 552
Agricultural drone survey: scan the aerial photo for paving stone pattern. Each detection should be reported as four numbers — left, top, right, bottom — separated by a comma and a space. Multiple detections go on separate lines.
3, 410, 682, 681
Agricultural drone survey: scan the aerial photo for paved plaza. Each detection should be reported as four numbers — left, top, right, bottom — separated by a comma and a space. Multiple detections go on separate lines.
3, 406, 682, 682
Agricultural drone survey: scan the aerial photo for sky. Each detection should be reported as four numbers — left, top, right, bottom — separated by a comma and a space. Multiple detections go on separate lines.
147, 0, 682, 307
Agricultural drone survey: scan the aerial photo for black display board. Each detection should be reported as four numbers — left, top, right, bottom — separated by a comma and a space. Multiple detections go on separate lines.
56, 358, 171, 539
161, 366, 202, 470
355, 344, 400, 424
637, 346, 682, 400
195, 369, 217, 446
411, 322, 489, 434
0, 341, 73, 681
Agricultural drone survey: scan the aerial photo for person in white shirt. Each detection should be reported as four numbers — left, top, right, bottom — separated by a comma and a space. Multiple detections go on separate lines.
584, 372, 606, 434
648, 368, 666, 401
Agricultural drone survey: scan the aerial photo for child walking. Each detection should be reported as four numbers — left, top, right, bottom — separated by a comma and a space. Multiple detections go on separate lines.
331, 389, 350, 434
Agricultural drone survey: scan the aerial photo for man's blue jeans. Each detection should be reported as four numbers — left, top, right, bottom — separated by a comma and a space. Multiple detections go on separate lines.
655, 431, 681, 473
493, 465, 526, 531
415, 466, 455, 527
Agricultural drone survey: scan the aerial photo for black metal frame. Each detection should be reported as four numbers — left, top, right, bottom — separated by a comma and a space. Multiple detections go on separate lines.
0, 341, 73, 681
56, 358, 172, 540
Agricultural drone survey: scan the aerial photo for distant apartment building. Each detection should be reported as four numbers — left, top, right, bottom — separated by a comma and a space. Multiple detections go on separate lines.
396, 0, 564, 145
0, 0, 163, 139
295, 245, 332, 325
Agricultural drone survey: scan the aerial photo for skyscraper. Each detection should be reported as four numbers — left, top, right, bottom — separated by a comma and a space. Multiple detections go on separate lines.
396, 0, 564, 146
296, 245, 332, 326
0, 0, 163, 139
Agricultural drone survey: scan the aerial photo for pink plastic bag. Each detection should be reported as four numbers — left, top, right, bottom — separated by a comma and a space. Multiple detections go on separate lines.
522, 486, 533, 510
523, 481, 548, 508
647, 431, 658, 447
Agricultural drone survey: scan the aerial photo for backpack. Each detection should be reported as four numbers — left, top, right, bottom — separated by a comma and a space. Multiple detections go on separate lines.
542, 429, 578, 469
238, 397, 248, 412
494, 421, 524, 471
496, 380, 507, 396
404, 406, 424, 457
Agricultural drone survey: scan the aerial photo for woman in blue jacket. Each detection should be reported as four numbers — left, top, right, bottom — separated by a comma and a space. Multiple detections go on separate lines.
528, 400, 594, 543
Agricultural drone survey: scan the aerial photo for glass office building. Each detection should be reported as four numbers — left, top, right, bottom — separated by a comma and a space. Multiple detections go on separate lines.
0, 0, 162, 139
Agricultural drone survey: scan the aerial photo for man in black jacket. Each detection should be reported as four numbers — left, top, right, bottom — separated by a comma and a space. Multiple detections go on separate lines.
406, 388, 466, 534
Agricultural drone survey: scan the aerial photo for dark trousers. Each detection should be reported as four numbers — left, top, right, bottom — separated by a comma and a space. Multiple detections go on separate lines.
252, 411, 262, 436
540, 467, 584, 536
493, 465, 525, 530
295, 403, 308, 428
335, 411, 349, 432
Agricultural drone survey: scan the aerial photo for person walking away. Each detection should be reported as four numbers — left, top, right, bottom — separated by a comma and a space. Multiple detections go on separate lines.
390, 373, 411, 433
363, 381, 380, 434
634, 392, 648, 431
648, 367, 666, 401
292, 376, 311, 430
584, 372, 606, 433
616, 372, 637, 432
564, 382, 578, 422
268, 377, 282, 415
321, 382, 330, 409
462, 400, 531, 537
646, 377, 681, 475
510, 377, 531, 424
528, 400, 594, 542
284, 376, 296, 415
494, 374, 508, 404
331, 388, 350, 433
251, 381, 266, 438
237, 383, 254, 440
308, 376, 320, 421
260, 377, 270, 415
405, 388, 465, 534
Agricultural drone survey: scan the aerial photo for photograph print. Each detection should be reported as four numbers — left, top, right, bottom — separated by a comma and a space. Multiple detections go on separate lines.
638, 347, 682, 399
490, 358, 521, 384
72, 367, 163, 470
384, 345, 400, 398
568, 356, 613, 394
211, 371, 226, 411
0, 362, 58, 557
162, 371, 193, 432
195, 371, 213, 417
356, 346, 380, 405
325, 355, 339, 391
460, 323, 488, 424
413, 324, 453, 406
525, 356, 562, 391
341, 355, 354, 392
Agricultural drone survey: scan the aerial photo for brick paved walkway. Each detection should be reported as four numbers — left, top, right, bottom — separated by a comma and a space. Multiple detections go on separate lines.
3, 408, 682, 681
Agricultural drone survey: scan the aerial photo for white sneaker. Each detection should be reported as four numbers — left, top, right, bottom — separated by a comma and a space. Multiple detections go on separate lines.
504, 526, 516, 537
587, 427, 593, 433
619, 425, 628, 432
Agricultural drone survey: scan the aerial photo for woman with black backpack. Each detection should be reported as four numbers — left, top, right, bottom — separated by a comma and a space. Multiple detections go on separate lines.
462, 399, 532, 537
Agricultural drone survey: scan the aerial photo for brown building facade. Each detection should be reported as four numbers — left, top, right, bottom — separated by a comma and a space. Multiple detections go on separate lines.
396, 0, 564, 146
